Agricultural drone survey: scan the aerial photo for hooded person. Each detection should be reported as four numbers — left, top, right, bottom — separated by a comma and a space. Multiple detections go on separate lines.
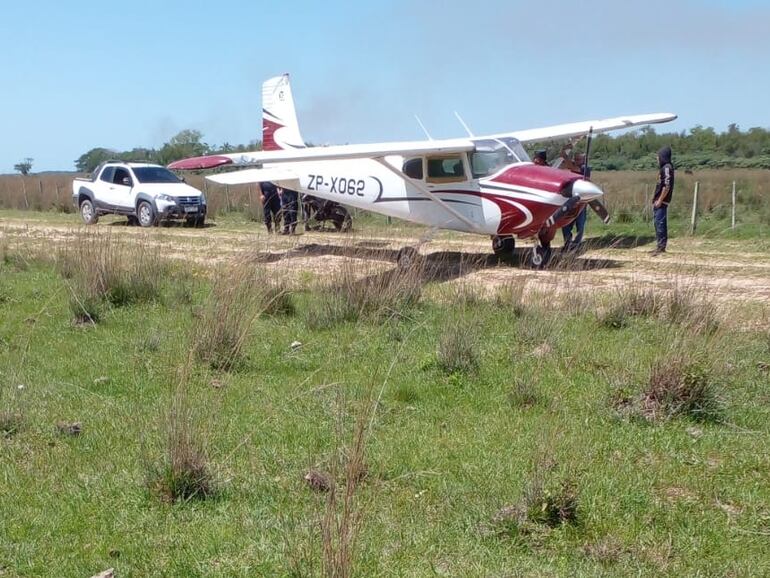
651, 146, 675, 254
533, 150, 547, 166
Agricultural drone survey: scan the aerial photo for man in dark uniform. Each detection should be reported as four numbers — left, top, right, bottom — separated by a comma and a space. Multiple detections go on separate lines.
651, 146, 675, 255
279, 186, 299, 235
260, 181, 281, 233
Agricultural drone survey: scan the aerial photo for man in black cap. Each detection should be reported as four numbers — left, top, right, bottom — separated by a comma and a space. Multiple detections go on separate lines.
533, 150, 548, 166
651, 146, 675, 255
260, 181, 281, 234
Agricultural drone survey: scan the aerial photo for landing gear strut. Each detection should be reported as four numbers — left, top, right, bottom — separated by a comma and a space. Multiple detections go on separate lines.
492, 235, 515, 260
528, 244, 553, 269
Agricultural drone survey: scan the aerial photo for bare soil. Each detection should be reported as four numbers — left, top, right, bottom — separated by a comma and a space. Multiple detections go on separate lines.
2, 215, 769, 311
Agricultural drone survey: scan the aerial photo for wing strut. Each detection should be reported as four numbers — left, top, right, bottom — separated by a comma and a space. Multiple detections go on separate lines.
372, 157, 484, 234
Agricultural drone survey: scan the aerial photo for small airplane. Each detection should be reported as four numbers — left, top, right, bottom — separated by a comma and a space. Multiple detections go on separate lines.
169, 75, 676, 268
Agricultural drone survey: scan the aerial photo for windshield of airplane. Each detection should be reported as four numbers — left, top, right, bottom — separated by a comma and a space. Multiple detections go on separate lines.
470, 138, 531, 178
133, 166, 183, 184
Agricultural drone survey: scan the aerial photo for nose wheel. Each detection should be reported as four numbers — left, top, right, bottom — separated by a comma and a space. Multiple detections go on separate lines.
527, 244, 553, 269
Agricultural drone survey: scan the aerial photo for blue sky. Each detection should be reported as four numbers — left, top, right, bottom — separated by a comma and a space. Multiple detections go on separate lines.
0, 0, 767, 172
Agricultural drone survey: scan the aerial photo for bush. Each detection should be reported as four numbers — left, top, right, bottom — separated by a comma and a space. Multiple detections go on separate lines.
614, 354, 722, 423
58, 234, 168, 318
436, 323, 479, 375
598, 287, 660, 329
147, 377, 215, 503
192, 266, 263, 371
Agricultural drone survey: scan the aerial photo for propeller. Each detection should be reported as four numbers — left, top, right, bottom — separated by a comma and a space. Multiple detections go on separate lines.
582, 126, 611, 224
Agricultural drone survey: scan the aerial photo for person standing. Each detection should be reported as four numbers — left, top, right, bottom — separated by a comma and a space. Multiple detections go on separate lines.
260, 181, 281, 234
651, 146, 675, 255
279, 186, 299, 235
561, 152, 589, 250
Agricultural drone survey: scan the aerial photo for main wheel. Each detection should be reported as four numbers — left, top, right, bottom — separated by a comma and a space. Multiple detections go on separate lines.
492, 235, 515, 258
396, 247, 421, 270
527, 245, 553, 269
80, 199, 98, 225
137, 201, 157, 228
186, 216, 205, 228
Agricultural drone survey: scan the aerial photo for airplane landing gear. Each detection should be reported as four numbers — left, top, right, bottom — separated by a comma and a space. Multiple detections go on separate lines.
528, 244, 553, 269
492, 235, 515, 260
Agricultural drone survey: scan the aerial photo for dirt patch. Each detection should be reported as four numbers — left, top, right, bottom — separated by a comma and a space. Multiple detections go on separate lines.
3, 216, 770, 314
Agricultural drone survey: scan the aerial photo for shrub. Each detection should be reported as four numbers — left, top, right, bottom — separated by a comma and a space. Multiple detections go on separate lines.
192, 266, 263, 371
436, 323, 479, 375
58, 233, 168, 317
0, 411, 23, 437
494, 280, 527, 317
663, 286, 720, 335
147, 376, 215, 503
613, 353, 722, 423
598, 287, 660, 329
69, 295, 103, 325
508, 379, 542, 409
643, 355, 722, 422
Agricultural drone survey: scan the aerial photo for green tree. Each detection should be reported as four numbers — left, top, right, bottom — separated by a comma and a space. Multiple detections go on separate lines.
157, 129, 209, 165
14, 158, 33, 175
74, 148, 116, 173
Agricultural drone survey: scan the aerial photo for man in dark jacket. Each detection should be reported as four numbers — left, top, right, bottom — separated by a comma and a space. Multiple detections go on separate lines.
279, 186, 299, 235
651, 146, 675, 255
260, 181, 281, 233
561, 152, 589, 250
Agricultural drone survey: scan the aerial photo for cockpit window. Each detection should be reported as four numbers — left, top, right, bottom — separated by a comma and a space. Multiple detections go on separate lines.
470, 137, 531, 178
426, 155, 465, 183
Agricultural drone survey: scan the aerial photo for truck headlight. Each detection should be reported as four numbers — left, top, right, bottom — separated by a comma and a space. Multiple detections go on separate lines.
157, 194, 175, 203
200, 193, 207, 205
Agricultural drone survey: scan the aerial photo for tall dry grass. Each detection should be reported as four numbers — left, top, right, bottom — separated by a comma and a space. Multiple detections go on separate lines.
57, 232, 169, 323
3, 169, 767, 222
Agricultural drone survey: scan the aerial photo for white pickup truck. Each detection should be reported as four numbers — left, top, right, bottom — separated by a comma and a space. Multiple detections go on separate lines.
72, 162, 207, 227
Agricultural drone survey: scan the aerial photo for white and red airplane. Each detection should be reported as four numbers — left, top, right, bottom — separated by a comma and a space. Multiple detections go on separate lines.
169, 75, 676, 267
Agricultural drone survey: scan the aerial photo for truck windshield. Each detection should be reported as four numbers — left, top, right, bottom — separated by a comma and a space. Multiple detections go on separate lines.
133, 167, 182, 184
469, 138, 531, 178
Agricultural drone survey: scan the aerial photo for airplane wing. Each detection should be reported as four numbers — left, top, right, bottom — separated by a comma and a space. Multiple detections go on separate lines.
168, 139, 474, 170
168, 113, 676, 171
499, 113, 677, 143
204, 167, 298, 185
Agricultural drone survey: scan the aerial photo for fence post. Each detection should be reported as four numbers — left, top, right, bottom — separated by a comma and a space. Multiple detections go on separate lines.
731, 181, 736, 230
690, 181, 699, 235
55, 184, 61, 207
21, 177, 29, 209
224, 184, 231, 212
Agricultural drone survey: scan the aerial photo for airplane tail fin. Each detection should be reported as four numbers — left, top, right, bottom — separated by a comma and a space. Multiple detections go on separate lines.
262, 74, 306, 151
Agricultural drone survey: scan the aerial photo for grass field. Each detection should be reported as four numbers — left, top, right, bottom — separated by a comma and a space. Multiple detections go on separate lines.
1, 227, 769, 576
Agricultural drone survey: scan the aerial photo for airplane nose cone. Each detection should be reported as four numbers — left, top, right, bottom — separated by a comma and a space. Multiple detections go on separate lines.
572, 179, 604, 202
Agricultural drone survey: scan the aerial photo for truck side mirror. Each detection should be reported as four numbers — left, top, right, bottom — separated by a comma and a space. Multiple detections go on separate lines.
122, 177, 131, 186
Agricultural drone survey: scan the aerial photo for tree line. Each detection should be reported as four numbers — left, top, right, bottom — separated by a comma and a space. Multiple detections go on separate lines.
68, 124, 770, 175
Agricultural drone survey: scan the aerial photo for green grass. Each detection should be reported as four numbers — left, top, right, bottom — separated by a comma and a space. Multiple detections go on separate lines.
1, 256, 770, 576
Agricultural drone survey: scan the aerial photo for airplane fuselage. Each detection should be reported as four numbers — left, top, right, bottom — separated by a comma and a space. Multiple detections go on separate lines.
273, 157, 582, 238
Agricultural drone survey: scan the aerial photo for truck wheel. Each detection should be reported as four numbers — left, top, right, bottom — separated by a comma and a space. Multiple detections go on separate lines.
137, 201, 157, 227
80, 199, 98, 225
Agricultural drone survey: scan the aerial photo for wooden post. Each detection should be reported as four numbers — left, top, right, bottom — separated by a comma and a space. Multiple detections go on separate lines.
224, 184, 231, 213
21, 177, 29, 209
55, 184, 61, 207
690, 181, 699, 234
731, 181, 736, 230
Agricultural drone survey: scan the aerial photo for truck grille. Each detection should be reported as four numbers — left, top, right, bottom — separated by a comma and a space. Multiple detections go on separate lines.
175, 196, 201, 206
